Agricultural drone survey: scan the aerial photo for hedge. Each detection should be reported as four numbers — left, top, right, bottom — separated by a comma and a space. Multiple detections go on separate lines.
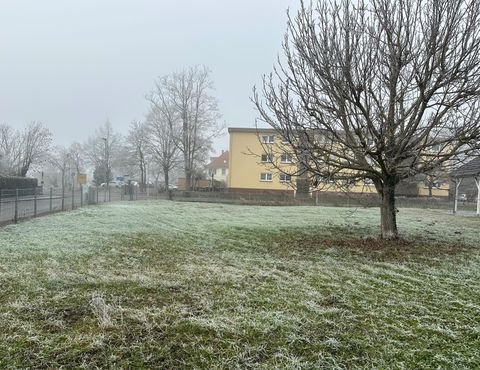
0, 176, 38, 190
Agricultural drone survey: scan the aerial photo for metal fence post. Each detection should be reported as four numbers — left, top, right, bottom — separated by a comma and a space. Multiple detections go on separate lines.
34, 187, 37, 217
0, 189, 2, 217
96, 186, 99, 204
72, 182, 75, 210
14, 188, 18, 223
80, 185, 83, 207
49, 187, 53, 212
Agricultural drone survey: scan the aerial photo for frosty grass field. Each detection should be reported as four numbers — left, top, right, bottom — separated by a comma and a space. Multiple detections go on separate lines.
0, 200, 479, 368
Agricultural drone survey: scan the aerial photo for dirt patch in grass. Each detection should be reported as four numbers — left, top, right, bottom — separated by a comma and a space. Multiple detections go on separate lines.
259, 228, 473, 264
329, 236, 469, 263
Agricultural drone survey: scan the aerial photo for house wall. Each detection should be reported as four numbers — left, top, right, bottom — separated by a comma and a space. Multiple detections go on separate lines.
229, 130, 295, 192
209, 168, 228, 183
229, 128, 450, 197
228, 129, 375, 194
417, 184, 450, 197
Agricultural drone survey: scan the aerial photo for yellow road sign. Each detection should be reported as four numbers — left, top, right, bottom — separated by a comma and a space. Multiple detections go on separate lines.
77, 174, 87, 185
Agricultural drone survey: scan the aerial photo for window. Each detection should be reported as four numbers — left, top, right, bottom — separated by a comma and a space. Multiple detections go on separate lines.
431, 144, 441, 153
261, 135, 275, 144
221, 168, 226, 175
425, 180, 442, 188
279, 173, 291, 183
364, 178, 374, 186
261, 153, 273, 162
280, 153, 293, 163
260, 173, 273, 182
281, 136, 289, 144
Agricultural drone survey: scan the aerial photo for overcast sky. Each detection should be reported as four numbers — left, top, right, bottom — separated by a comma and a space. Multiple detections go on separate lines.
0, 0, 299, 154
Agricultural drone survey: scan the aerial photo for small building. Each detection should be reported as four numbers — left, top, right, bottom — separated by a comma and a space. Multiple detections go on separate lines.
207, 151, 229, 185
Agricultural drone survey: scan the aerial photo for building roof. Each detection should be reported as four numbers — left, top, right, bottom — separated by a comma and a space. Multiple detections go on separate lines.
453, 157, 480, 178
228, 127, 277, 134
207, 151, 229, 169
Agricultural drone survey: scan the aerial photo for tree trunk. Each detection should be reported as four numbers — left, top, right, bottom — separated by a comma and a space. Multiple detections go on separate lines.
380, 184, 399, 240
164, 169, 172, 201
185, 168, 192, 191
20, 165, 29, 177
140, 163, 145, 192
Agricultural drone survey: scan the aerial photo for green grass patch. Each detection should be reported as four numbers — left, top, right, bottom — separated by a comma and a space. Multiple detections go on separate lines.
0, 201, 479, 368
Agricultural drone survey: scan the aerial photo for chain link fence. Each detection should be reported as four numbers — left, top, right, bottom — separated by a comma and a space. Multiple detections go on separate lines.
170, 189, 478, 213
1, 186, 476, 226
0, 185, 161, 226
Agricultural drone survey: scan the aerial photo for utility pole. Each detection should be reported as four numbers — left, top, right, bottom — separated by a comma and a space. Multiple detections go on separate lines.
102, 137, 110, 202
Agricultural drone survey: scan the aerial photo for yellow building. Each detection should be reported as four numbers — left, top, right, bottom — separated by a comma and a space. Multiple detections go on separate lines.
228, 128, 296, 192
228, 127, 449, 197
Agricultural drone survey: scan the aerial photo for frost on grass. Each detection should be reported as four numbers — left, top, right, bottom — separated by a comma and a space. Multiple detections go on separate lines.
0, 201, 479, 368
89, 293, 124, 329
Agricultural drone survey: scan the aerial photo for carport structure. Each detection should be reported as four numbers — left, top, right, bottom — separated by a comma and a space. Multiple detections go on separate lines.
452, 157, 480, 215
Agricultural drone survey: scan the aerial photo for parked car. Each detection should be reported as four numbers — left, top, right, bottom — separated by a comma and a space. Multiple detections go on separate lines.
458, 193, 467, 202
99, 181, 124, 188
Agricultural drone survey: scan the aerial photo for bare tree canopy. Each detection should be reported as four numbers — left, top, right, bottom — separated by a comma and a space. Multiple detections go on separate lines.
68, 142, 85, 175
150, 66, 223, 191
0, 121, 52, 177
84, 120, 123, 186
125, 120, 149, 190
145, 93, 181, 198
254, 0, 480, 239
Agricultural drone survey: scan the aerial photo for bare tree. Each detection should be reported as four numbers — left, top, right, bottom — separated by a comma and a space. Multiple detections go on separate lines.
84, 120, 123, 187
68, 142, 85, 176
126, 121, 148, 190
254, 0, 480, 239
150, 66, 222, 191
49, 146, 73, 210
0, 122, 52, 177
145, 98, 181, 199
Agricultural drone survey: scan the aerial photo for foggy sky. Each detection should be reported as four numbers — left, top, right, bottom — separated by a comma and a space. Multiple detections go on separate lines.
0, 0, 298, 154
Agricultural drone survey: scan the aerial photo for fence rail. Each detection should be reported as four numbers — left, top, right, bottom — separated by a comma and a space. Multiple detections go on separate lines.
0, 185, 155, 225
0, 186, 476, 226
170, 190, 480, 213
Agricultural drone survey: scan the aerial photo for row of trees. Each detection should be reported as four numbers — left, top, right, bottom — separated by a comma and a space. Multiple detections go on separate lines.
0, 121, 52, 177
0, 66, 223, 194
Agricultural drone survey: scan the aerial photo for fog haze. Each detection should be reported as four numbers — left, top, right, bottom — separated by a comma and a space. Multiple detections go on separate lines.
0, 0, 298, 153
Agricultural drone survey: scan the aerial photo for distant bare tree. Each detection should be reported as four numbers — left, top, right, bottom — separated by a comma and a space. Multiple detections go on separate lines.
68, 142, 85, 176
126, 121, 148, 190
0, 122, 52, 177
84, 120, 123, 187
49, 146, 73, 210
150, 66, 222, 191
254, 0, 480, 239
145, 97, 181, 199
